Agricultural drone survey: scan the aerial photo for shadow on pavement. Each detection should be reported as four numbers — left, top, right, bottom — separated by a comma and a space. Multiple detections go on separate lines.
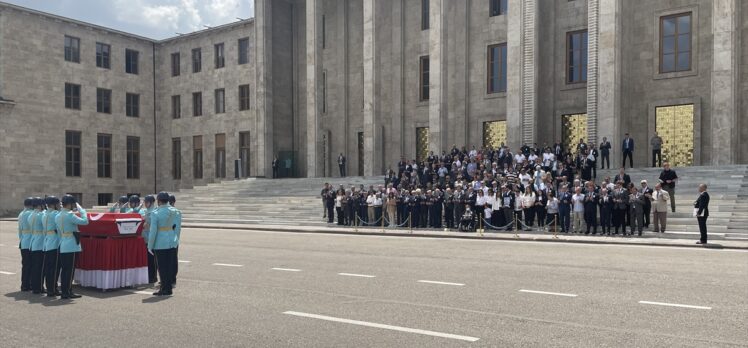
141, 295, 171, 304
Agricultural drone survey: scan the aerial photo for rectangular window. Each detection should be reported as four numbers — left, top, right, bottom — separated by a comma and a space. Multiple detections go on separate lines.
125, 49, 139, 74
239, 84, 250, 111
126, 136, 140, 179
419, 56, 430, 101
215, 133, 226, 178
193, 92, 203, 116
660, 12, 691, 73
65, 130, 81, 177
126, 93, 140, 117
193, 136, 203, 179
238, 38, 249, 64
171, 52, 180, 76
97, 193, 113, 207
96, 88, 111, 113
64, 35, 80, 63
172, 138, 182, 180
65, 83, 81, 110
322, 15, 326, 49
322, 71, 327, 113
215, 43, 225, 68
487, 43, 508, 93
567, 30, 588, 83
192, 48, 202, 73
97, 133, 112, 178
172, 95, 181, 119
215, 88, 225, 114
490, 0, 508, 17
95, 42, 110, 69
421, 0, 429, 30
239, 131, 250, 177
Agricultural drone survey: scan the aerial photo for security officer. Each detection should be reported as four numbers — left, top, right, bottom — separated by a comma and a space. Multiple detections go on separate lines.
168, 194, 181, 287
28, 197, 46, 294
56, 195, 89, 299
109, 195, 129, 213
139, 195, 158, 284
126, 195, 142, 213
148, 192, 181, 296
43, 196, 62, 297
18, 197, 33, 291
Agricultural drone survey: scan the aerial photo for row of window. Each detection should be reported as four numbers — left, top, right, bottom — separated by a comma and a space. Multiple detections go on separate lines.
65, 83, 141, 116
420, 0, 508, 31
171, 85, 251, 118
171, 38, 250, 76
171, 133, 252, 180
65, 131, 140, 179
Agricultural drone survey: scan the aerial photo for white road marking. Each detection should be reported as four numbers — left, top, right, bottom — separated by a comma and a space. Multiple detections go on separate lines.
212, 263, 243, 267
283, 311, 480, 342
519, 289, 578, 297
272, 268, 301, 272
638, 301, 711, 310
417, 280, 465, 286
338, 272, 376, 278
0, 271, 16, 275
178, 260, 191, 263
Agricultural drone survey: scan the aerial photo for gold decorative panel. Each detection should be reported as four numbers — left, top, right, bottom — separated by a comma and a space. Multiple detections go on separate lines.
416, 127, 429, 162
562, 113, 588, 151
357, 132, 364, 176
483, 121, 507, 149
656, 104, 694, 167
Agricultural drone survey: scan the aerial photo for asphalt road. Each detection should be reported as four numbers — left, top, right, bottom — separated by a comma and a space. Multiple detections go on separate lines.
0, 221, 746, 347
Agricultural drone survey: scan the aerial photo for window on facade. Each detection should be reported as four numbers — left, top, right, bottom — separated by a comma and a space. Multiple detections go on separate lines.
193, 92, 203, 116
215, 134, 226, 178
238, 38, 249, 64
96, 42, 110, 69
214, 88, 225, 114
239, 84, 250, 111
171, 95, 181, 119
419, 56, 430, 101
65, 83, 81, 110
487, 43, 507, 93
567, 30, 588, 83
322, 15, 326, 49
65, 130, 81, 177
96, 88, 111, 113
97, 193, 113, 206
171, 52, 180, 76
490, 0, 508, 17
660, 12, 691, 73
239, 131, 250, 177
421, 0, 429, 30
126, 136, 140, 179
215, 43, 225, 68
125, 49, 139, 74
172, 138, 181, 180
64, 35, 80, 63
192, 48, 202, 73
322, 71, 327, 113
97, 133, 112, 178
193, 135, 203, 179
126, 93, 140, 117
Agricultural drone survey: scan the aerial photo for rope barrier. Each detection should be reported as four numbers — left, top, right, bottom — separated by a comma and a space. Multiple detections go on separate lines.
356, 214, 383, 226
480, 218, 517, 231
383, 215, 412, 228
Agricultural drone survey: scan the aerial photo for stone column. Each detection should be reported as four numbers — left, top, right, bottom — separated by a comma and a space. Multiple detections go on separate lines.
306, 0, 321, 177
428, 0, 447, 154
506, 0, 538, 150
254, 0, 273, 177
362, 0, 381, 176
595, 0, 621, 165
711, 0, 738, 165
391, 0, 405, 156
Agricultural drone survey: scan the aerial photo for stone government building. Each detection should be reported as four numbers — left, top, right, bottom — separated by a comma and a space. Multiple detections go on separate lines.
0, 0, 746, 215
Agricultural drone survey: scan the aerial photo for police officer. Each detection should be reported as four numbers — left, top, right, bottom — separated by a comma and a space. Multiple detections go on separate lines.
139, 195, 158, 284
126, 195, 142, 213
28, 197, 46, 294
56, 195, 89, 299
18, 197, 33, 291
43, 196, 62, 297
148, 192, 181, 296
168, 194, 181, 287
110, 195, 129, 213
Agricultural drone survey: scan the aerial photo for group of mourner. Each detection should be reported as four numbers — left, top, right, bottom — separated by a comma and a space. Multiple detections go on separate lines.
321, 141, 710, 244
16, 192, 182, 299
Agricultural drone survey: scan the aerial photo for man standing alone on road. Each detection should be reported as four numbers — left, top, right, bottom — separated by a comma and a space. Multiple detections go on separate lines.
694, 184, 710, 245
338, 153, 347, 177
659, 162, 678, 213
650, 132, 663, 167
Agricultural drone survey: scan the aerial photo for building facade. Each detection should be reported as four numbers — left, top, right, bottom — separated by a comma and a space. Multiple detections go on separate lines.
0, 0, 746, 215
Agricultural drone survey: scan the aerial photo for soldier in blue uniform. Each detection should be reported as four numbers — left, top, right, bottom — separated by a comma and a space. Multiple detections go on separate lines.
56, 195, 88, 299
168, 194, 181, 287
28, 197, 46, 294
125, 195, 142, 213
43, 196, 62, 297
148, 192, 181, 296
109, 195, 129, 213
139, 195, 158, 284
18, 197, 33, 291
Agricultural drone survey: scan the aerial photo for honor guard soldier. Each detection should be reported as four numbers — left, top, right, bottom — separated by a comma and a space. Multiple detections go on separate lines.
168, 194, 181, 287
139, 195, 158, 284
110, 196, 129, 213
28, 197, 46, 294
148, 192, 181, 296
43, 196, 62, 297
18, 198, 33, 291
126, 195, 142, 213
56, 195, 89, 299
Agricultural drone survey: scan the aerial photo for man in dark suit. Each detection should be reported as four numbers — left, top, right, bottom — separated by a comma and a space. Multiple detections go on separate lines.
272, 157, 279, 178
338, 153, 347, 177
614, 168, 631, 188
621, 133, 634, 168
694, 184, 710, 245
599, 137, 611, 169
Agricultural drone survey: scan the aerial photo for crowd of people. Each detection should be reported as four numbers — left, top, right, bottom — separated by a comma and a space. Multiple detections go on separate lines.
321, 141, 692, 239
16, 192, 182, 299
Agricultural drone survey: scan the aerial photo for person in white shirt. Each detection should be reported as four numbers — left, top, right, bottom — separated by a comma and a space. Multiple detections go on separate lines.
366, 193, 376, 226
520, 187, 536, 231
528, 152, 539, 164
490, 189, 504, 228
519, 170, 532, 188
571, 187, 586, 233
546, 192, 559, 232
373, 193, 383, 225
514, 153, 526, 165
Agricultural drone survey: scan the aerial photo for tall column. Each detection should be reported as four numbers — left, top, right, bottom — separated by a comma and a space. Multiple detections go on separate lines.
506, 0, 538, 150
428, 0, 447, 154
306, 0, 321, 177
254, 0, 273, 177
711, 0, 738, 165
595, 0, 621, 165
362, 0, 381, 176
391, 0, 405, 156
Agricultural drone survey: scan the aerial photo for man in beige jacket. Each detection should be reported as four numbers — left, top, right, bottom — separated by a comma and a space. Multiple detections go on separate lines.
650, 183, 670, 233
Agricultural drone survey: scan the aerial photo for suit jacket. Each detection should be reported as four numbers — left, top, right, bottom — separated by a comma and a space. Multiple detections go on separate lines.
641, 187, 654, 208
695, 192, 710, 217
651, 189, 670, 213
614, 174, 631, 187
600, 141, 611, 155
629, 193, 645, 214
622, 138, 634, 152
613, 189, 629, 210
